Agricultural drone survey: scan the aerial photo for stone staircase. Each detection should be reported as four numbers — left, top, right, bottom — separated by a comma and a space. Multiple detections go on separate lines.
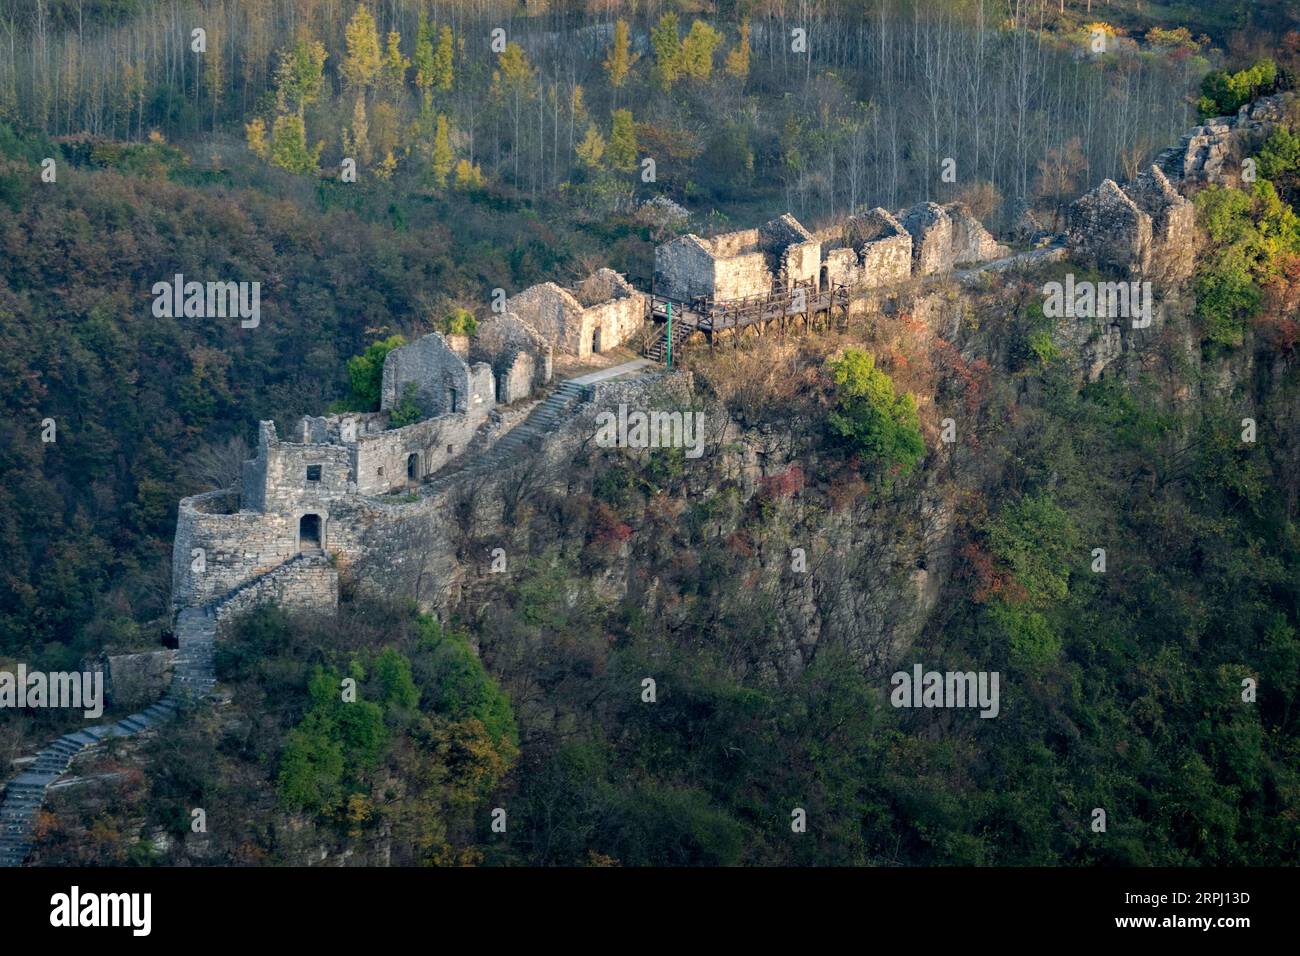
0, 573, 228, 866
0, 691, 188, 867
423, 379, 590, 491
0, 365, 643, 866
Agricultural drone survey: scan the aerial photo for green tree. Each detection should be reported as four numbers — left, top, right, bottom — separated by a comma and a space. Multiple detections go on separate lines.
825, 349, 925, 478
440, 307, 477, 336
343, 94, 371, 164
374, 647, 420, 711
413, 15, 436, 111
419, 617, 518, 750
380, 31, 410, 96
680, 20, 723, 82
603, 19, 639, 93
1197, 59, 1276, 120
650, 13, 682, 90
274, 37, 328, 113
1257, 125, 1300, 201
432, 25, 455, 93
725, 20, 752, 80
575, 122, 605, 169
430, 113, 453, 188
344, 335, 406, 410
342, 3, 382, 93
1194, 181, 1300, 347
607, 109, 638, 172
269, 111, 322, 174
387, 383, 423, 428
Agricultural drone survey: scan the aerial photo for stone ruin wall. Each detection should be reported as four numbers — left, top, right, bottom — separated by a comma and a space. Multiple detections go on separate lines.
171, 490, 297, 613
710, 249, 773, 301
1066, 168, 1194, 282
380, 331, 494, 421
351, 410, 488, 494
654, 234, 714, 302
212, 557, 339, 636
1155, 94, 1295, 188
818, 208, 914, 291
507, 272, 646, 358
169, 94, 1294, 630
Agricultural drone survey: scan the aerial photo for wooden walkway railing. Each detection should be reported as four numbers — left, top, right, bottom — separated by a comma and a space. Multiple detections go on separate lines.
643, 280, 851, 357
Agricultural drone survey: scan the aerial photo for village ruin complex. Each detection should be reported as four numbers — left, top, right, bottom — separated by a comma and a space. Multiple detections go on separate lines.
1, 91, 1293, 868
170, 93, 1294, 638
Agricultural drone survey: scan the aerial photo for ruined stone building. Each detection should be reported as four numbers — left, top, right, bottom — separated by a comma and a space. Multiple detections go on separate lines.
816, 208, 913, 290
1066, 93, 1298, 282
654, 213, 822, 303
1065, 166, 1197, 282
503, 268, 647, 358
167, 92, 1297, 637
171, 329, 551, 616
655, 203, 1008, 306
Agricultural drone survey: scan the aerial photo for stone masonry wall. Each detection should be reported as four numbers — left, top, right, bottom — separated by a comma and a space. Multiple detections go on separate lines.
352, 410, 487, 495
711, 250, 772, 301
381, 332, 478, 421
654, 234, 715, 302
584, 293, 647, 354
213, 557, 339, 637
901, 202, 956, 276
255, 425, 354, 516
171, 491, 297, 613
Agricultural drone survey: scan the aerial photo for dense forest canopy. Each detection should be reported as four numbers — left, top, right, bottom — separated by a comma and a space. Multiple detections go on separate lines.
0, 0, 1246, 225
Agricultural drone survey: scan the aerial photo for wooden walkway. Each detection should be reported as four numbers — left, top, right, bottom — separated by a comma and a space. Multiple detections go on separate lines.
643, 280, 851, 356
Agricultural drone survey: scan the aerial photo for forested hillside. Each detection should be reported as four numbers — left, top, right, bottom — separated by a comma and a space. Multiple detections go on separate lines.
2, 0, 1299, 867
0, 0, 1252, 670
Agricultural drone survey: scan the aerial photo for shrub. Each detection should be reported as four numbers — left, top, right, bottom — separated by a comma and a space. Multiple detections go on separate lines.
1197, 59, 1277, 120
387, 382, 422, 428
825, 349, 925, 480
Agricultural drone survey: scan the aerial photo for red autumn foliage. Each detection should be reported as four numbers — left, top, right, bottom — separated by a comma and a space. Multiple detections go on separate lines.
1259, 254, 1300, 354
589, 501, 632, 549
760, 464, 804, 499
932, 337, 992, 417
959, 542, 1027, 605
725, 529, 755, 557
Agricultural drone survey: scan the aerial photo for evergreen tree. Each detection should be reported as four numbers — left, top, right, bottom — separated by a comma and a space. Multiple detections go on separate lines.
603, 19, 639, 93
454, 158, 484, 188
681, 20, 723, 82
342, 3, 382, 94
650, 13, 682, 90
277, 37, 328, 112
343, 94, 371, 164
433, 25, 455, 93
413, 14, 436, 111
608, 109, 638, 171
270, 112, 322, 174
576, 122, 605, 169
381, 31, 410, 96
245, 117, 269, 159
431, 114, 453, 188
725, 20, 752, 81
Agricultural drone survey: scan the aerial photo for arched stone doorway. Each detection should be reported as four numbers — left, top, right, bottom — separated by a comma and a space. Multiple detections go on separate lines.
298, 514, 322, 552
407, 453, 420, 482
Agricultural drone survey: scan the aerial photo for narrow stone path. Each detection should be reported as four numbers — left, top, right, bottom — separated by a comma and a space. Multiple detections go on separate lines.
0, 555, 331, 865
422, 360, 652, 492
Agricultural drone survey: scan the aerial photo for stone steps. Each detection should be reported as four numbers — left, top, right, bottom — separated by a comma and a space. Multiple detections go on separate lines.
0, 589, 223, 867
423, 380, 589, 491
